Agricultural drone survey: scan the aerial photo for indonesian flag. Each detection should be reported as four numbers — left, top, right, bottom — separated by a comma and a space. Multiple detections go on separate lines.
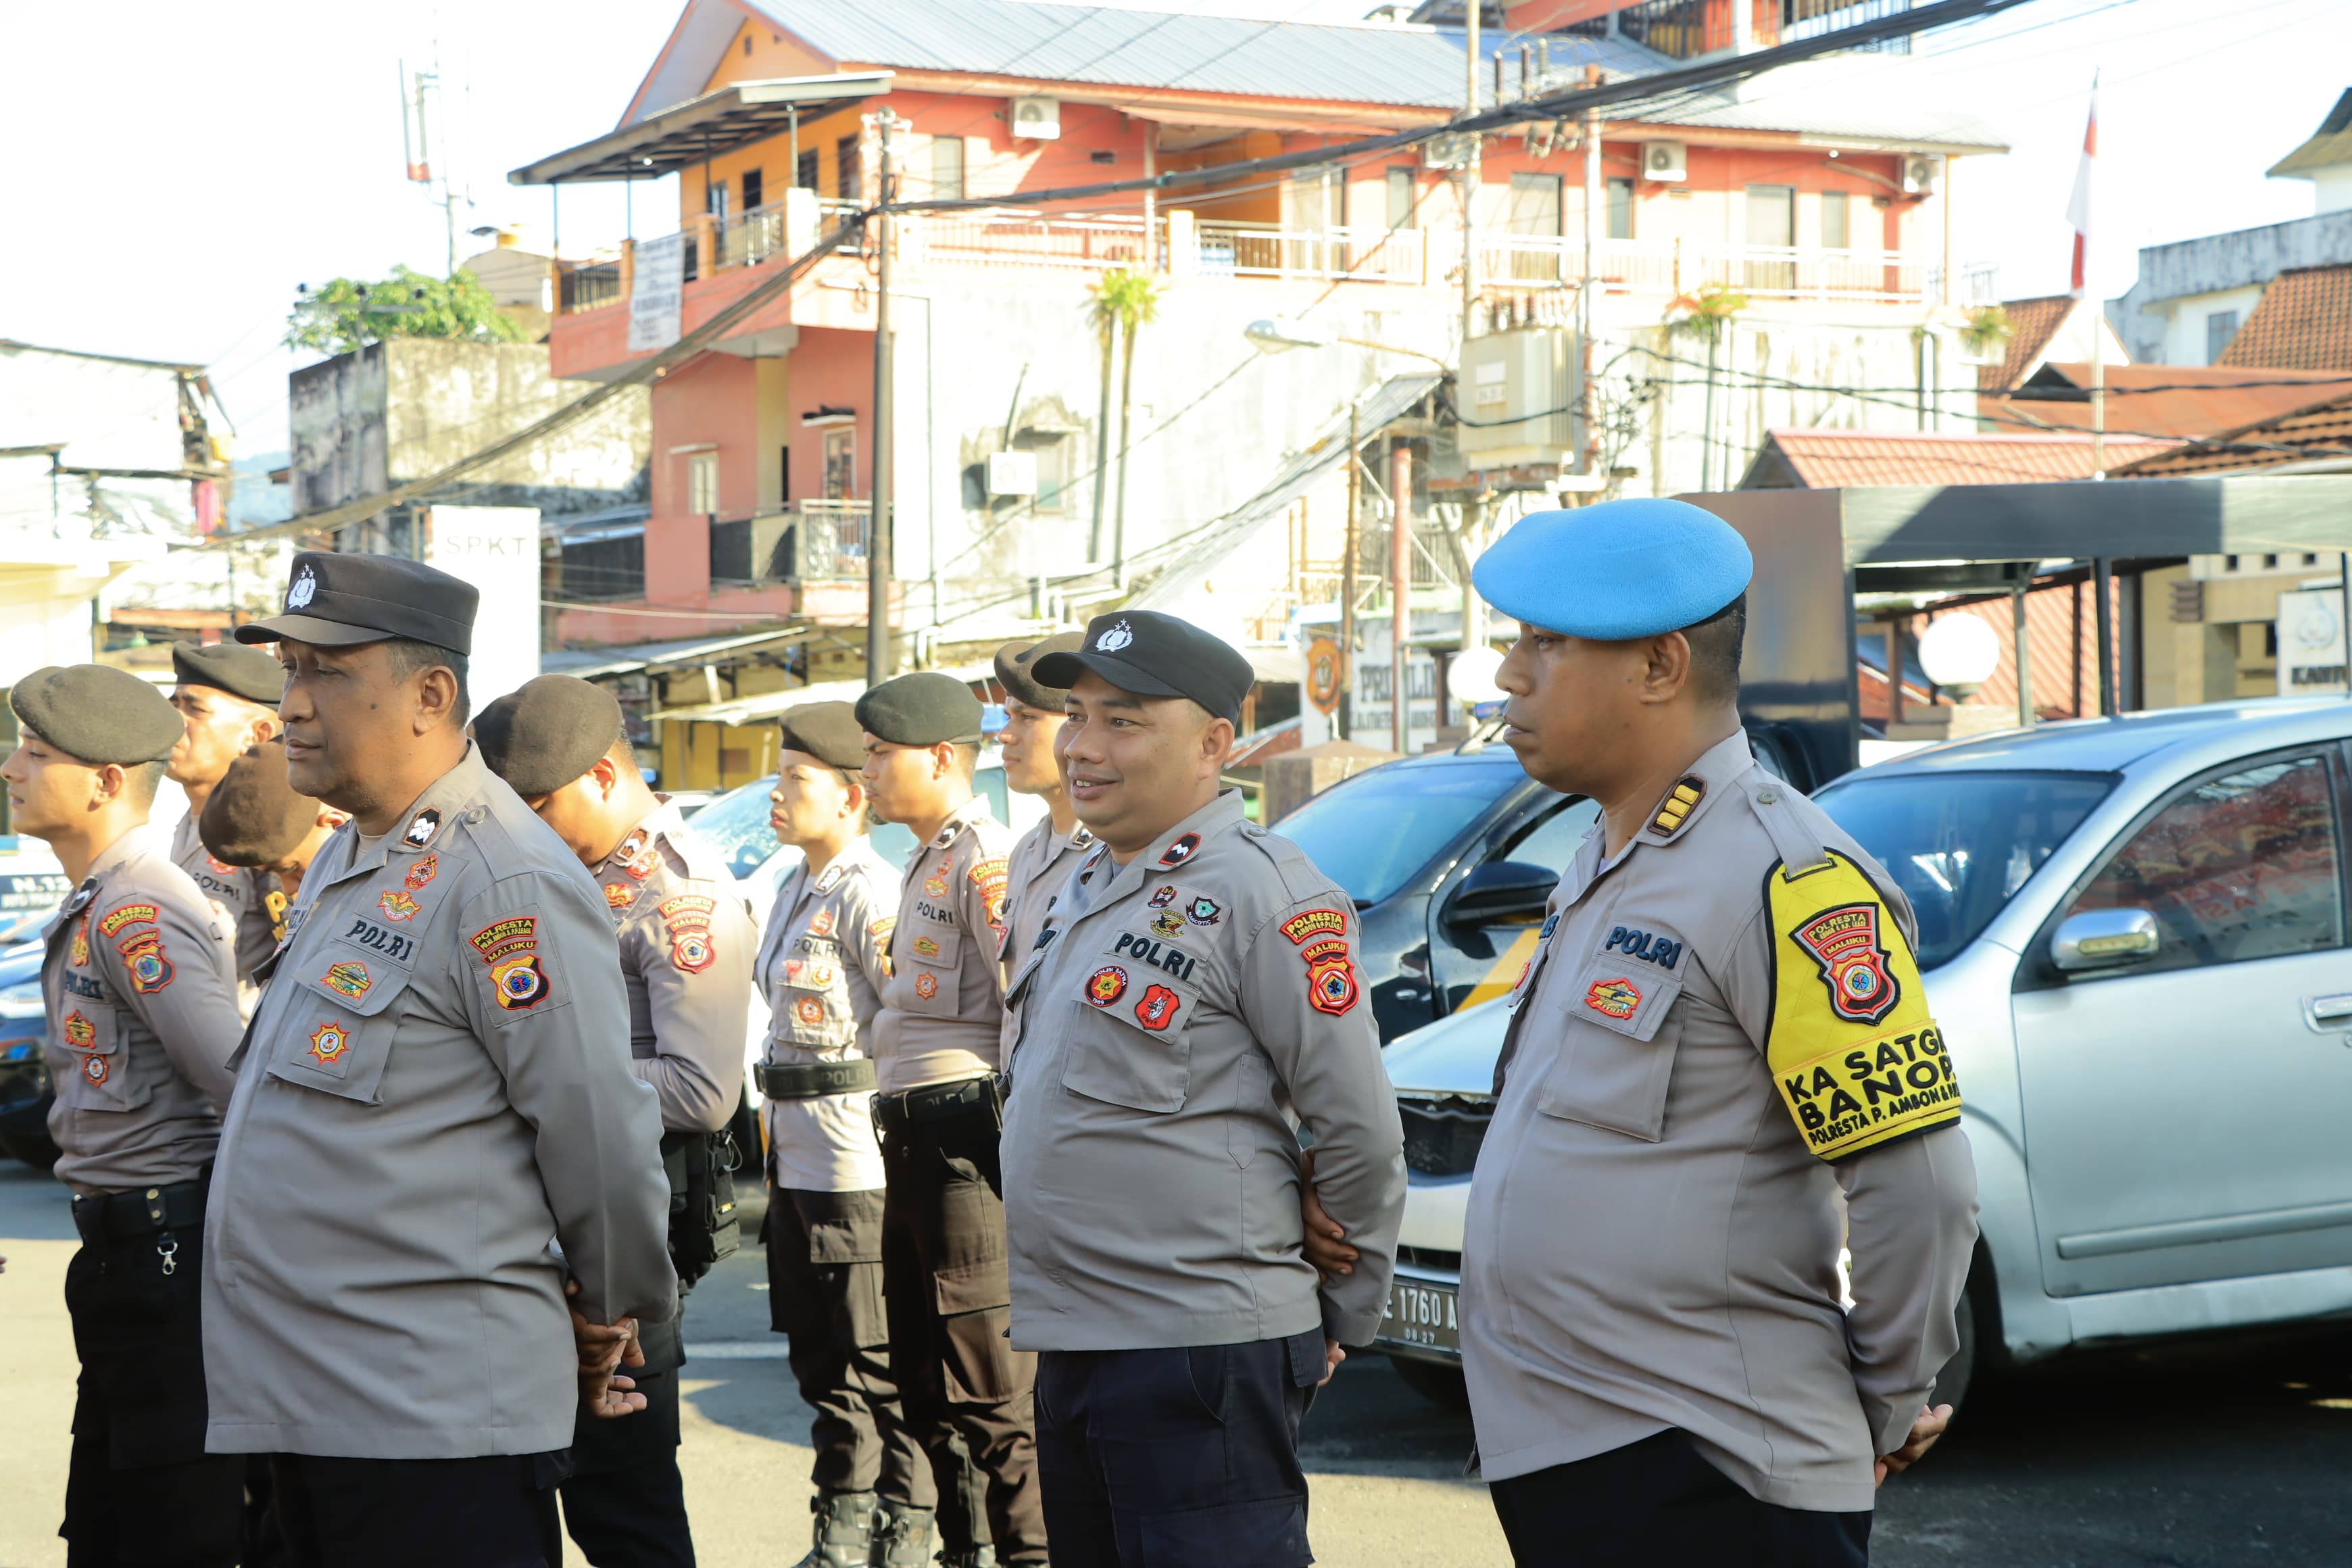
2066, 82, 2097, 297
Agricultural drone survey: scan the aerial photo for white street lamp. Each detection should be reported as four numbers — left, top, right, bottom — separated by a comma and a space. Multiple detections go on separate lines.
1917, 614, 2002, 699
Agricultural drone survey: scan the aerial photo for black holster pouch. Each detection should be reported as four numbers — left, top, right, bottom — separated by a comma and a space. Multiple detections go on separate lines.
660, 1102, 744, 1291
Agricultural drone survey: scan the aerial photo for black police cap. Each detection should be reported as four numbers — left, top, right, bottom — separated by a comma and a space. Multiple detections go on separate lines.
473, 676, 627, 797
200, 740, 322, 868
234, 550, 478, 656
994, 632, 1084, 712
171, 641, 285, 708
8, 664, 182, 766
1032, 612, 1254, 727
854, 672, 984, 748
779, 701, 867, 772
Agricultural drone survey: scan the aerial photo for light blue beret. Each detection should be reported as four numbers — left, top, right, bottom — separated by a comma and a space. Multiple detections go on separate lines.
1471, 499, 1753, 639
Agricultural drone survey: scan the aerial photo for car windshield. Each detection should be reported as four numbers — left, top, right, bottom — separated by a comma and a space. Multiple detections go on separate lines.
1814, 768, 2117, 969
1270, 762, 1521, 906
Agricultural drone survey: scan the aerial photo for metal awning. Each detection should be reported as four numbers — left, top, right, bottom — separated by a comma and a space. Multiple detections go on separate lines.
510, 72, 893, 185
541, 624, 813, 681
647, 660, 997, 725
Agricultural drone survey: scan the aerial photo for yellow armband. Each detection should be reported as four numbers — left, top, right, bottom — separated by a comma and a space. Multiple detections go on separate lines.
1765, 851, 1961, 1161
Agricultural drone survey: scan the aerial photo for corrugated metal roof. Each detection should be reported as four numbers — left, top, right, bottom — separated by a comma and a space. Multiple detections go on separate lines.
1992, 364, 2352, 441
1754, 428, 2177, 489
2216, 263, 2352, 372
1132, 372, 1444, 611
1631, 87, 2006, 151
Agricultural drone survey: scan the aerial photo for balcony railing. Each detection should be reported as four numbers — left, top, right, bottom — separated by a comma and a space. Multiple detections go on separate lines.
918, 210, 1156, 272
1479, 235, 1932, 304
1192, 222, 1427, 285
706, 499, 871, 589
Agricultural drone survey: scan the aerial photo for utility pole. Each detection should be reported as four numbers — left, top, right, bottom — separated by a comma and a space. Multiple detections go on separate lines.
1456, 1, 1486, 702
1340, 403, 1360, 742
1461, 0, 1481, 346
1581, 75, 1600, 487
1392, 440, 1413, 755
866, 112, 897, 683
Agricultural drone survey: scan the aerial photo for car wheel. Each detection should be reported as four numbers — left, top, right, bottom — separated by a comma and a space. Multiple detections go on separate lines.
1934, 1283, 1977, 1419
1387, 1353, 1470, 1410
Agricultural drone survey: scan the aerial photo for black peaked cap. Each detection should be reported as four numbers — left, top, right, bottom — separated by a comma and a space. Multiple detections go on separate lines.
234, 550, 478, 655
1032, 611, 1254, 727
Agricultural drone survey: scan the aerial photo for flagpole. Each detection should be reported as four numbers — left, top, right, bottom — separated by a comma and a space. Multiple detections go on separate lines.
2074, 74, 2103, 478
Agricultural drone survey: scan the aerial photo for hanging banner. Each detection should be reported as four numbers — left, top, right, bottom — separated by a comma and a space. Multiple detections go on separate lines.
2277, 587, 2347, 695
627, 233, 686, 354
426, 506, 541, 709
1304, 636, 1343, 716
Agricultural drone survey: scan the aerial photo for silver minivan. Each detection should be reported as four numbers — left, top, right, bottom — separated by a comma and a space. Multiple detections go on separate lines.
1377, 700, 2352, 1413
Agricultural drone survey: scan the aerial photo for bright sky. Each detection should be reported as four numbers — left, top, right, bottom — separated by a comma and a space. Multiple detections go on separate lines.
3, 0, 2346, 451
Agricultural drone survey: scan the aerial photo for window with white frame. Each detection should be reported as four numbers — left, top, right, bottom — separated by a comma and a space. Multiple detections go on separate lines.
686, 454, 719, 515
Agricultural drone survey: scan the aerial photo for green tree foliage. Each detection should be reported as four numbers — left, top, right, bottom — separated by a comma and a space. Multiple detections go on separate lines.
285, 264, 527, 357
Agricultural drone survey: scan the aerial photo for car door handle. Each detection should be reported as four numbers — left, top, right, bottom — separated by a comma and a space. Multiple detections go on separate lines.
2305, 993, 2352, 1028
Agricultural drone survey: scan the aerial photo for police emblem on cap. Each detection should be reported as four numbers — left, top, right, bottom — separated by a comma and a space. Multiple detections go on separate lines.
1096, 620, 1135, 652
287, 568, 317, 610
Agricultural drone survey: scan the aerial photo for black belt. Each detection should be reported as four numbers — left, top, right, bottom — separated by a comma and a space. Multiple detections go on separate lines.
871, 1073, 1006, 1137
72, 1179, 206, 1244
756, 1058, 877, 1099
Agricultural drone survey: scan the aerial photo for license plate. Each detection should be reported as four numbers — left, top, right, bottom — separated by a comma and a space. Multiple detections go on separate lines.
1377, 1278, 1461, 1354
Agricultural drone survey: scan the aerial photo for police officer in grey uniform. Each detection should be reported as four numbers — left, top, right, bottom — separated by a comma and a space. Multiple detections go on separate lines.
203, 552, 677, 1567
476, 674, 757, 1568
1459, 501, 1980, 1567
855, 672, 1047, 1568
989, 635, 1091, 1027
1000, 612, 1406, 1565
165, 640, 286, 991
3, 664, 247, 1567
754, 701, 925, 1567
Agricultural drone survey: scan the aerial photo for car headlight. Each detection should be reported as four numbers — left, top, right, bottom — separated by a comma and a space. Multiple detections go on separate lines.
0, 981, 46, 1020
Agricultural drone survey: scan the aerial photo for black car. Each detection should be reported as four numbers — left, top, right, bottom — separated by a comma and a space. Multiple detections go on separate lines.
0, 938, 56, 1167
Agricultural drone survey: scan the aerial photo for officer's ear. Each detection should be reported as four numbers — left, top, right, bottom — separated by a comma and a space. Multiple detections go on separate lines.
1638, 631, 1695, 706
586, 753, 624, 798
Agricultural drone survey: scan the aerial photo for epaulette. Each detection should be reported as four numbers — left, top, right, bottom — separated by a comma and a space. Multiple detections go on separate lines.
1646, 776, 1705, 841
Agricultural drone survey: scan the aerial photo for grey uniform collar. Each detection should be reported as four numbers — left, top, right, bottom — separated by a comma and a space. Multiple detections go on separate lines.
45, 824, 160, 939
320, 742, 491, 891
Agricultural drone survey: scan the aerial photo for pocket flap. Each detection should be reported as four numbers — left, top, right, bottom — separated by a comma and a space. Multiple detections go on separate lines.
1561, 957, 1683, 1042
289, 941, 415, 1019
902, 922, 962, 968
933, 1254, 1011, 1316
1056, 957, 1199, 1114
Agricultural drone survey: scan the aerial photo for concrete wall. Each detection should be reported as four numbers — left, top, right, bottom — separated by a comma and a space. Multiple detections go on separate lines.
2107, 210, 2352, 364
0, 343, 196, 476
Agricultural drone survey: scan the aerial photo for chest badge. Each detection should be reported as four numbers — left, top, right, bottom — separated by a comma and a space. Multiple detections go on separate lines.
1133, 983, 1183, 1031
63, 1012, 94, 1048
923, 862, 951, 898
69, 918, 88, 967
82, 1054, 109, 1085
322, 961, 371, 1000
1584, 977, 1643, 1020
403, 809, 442, 849
1150, 910, 1185, 939
808, 910, 837, 938
913, 934, 941, 959
1185, 896, 1221, 927
1793, 903, 1900, 1025
793, 996, 826, 1026
377, 889, 421, 923
1148, 886, 1178, 909
1086, 966, 1129, 1006
604, 883, 635, 910
405, 854, 438, 891
914, 973, 940, 1000
307, 1021, 352, 1064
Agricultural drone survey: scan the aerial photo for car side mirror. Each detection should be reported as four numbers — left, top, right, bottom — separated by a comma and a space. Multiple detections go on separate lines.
2051, 907, 2160, 972
1443, 860, 1556, 927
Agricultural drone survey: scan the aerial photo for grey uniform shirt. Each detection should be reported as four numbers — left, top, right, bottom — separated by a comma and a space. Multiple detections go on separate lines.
201, 744, 677, 1461
1001, 791, 1406, 1352
591, 799, 754, 1135
873, 797, 1012, 1093
756, 834, 898, 1192
996, 815, 1096, 1064
172, 808, 280, 988
40, 826, 242, 1195
1461, 730, 1980, 1513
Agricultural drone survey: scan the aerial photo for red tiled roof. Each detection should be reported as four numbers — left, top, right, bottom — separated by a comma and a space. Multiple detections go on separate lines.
1748, 428, 2178, 489
2110, 389, 2352, 478
1977, 295, 2077, 393
2216, 264, 2352, 370
1985, 362, 2352, 440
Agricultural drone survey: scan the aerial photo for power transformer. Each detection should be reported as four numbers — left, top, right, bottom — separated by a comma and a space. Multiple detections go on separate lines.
1456, 326, 1581, 470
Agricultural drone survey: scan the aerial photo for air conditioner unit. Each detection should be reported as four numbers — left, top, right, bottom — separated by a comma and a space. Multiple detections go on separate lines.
1421, 132, 1475, 171
1903, 154, 1943, 196
1642, 141, 1687, 182
1009, 97, 1061, 141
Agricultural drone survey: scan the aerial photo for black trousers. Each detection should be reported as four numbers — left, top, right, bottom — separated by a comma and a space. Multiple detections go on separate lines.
268, 1451, 570, 1568
61, 1219, 245, 1568
1487, 1429, 1873, 1568
766, 1185, 925, 1503
559, 1327, 693, 1568
1032, 1329, 1325, 1568
879, 1104, 1048, 1562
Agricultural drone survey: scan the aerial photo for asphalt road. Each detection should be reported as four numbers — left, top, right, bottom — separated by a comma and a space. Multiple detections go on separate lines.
3, 1158, 2349, 1567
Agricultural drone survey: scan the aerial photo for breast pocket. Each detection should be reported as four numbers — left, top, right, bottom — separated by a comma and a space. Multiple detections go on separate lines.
1056, 941, 1201, 1115
1534, 956, 1686, 1142
900, 921, 962, 1017
261, 941, 416, 1105
54, 1004, 146, 1113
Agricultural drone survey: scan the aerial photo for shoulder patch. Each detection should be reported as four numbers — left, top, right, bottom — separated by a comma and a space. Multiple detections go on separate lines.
469, 916, 538, 963
1279, 908, 1348, 945
96, 903, 159, 937
1764, 850, 1959, 1162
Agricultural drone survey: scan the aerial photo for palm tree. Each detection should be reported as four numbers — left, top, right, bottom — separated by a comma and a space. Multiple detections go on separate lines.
1084, 280, 1121, 562
1666, 281, 1747, 490
1087, 268, 1165, 584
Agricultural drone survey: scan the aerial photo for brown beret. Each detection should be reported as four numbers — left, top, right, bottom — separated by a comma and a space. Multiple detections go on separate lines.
779, 702, 866, 772
473, 675, 627, 796
8, 665, 181, 765
854, 672, 983, 748
994, 632, 1084, 712
171, 641, 286, 708
200, 740, 323, 868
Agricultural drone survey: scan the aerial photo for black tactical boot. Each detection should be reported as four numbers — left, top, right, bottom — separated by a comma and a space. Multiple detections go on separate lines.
792, 1490, 877, 1568
938, 1549, 998, 1568
866, 1500, 936, 1568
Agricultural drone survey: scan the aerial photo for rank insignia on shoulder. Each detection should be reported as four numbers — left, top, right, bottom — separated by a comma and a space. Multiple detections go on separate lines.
813, 862, 846, 895
1157, 833, 1202, 868
1764, 850, 1959, 1162
404, 854, 438, 891
403, 809, 442, 848
1648, 777, 1704, 838
1148, 885, 1179, 908
63, 877, 97, 916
